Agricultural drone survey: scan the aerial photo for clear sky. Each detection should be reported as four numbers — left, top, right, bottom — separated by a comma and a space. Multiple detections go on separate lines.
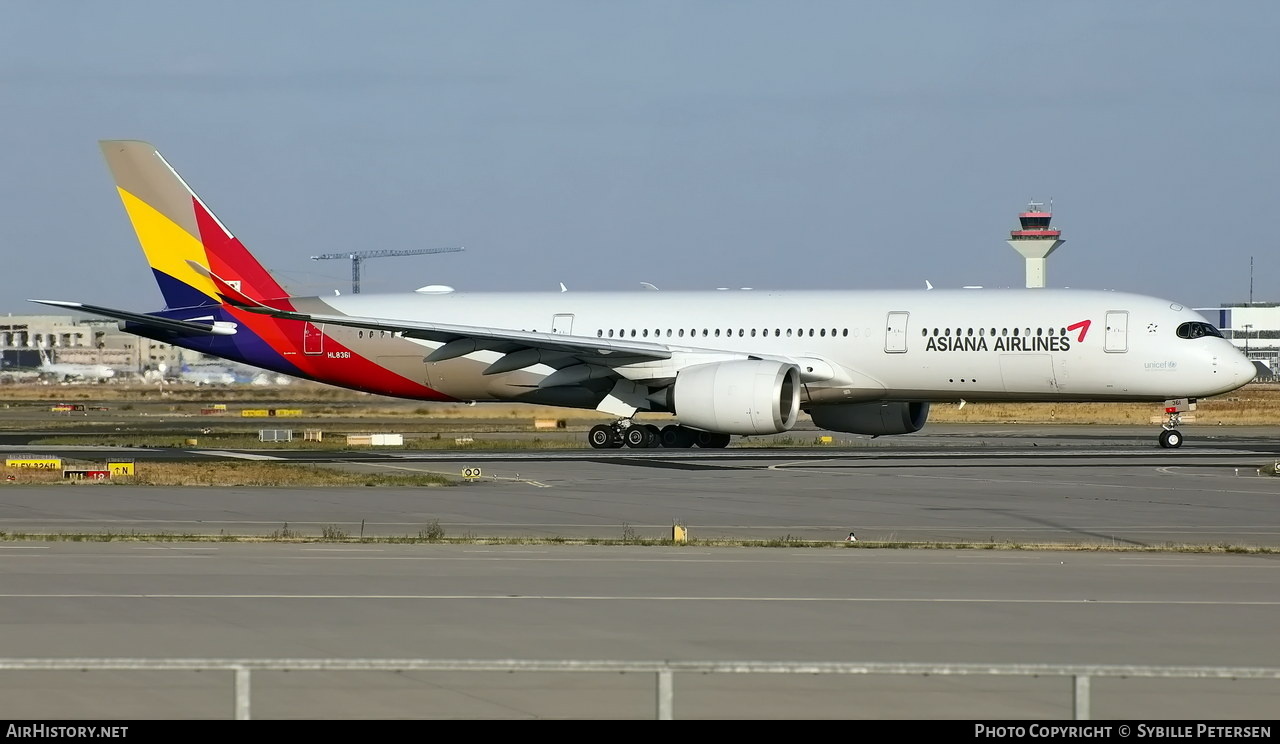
2, 1, 1277, 313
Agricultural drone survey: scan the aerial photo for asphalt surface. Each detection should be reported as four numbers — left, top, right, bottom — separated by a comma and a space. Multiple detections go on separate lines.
0, 425, 1278, 719
3, 424, 1278, 546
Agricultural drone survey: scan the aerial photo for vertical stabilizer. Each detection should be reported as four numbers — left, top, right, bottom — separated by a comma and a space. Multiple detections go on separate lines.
99, 140, 289, 309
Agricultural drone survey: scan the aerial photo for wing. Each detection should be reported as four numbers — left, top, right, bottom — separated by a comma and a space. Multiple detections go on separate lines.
183, 257, 671, 372
241, 303, 673, 373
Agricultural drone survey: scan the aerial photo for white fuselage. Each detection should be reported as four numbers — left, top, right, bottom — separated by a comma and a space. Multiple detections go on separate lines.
308, 287, 1253, 404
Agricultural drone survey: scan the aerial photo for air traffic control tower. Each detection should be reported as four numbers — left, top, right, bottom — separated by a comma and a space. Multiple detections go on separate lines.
1007, 201, 1063, 288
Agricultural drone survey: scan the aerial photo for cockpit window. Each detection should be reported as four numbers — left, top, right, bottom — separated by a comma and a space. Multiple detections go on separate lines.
1176, 322, 1224, 340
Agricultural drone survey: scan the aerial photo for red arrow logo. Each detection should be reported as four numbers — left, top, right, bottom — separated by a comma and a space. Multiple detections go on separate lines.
1067, 319, 1091, 342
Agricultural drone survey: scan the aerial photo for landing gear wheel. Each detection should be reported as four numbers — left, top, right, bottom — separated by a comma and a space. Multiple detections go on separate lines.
644, 424, 662, 448
588, 424, 617, 449
661, 425, 696, 448
694, 431, 732, 449
1159, 429, 1183, 449
624, 426, 651, 448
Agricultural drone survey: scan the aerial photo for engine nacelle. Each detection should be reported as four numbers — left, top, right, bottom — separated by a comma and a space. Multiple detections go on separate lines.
808, 401, 930, 436
672, 360, 801, 435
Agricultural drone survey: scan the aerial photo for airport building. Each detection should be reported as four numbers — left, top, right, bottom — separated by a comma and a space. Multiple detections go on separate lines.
1199, 303, 1280, 375
0, 313, 183, 378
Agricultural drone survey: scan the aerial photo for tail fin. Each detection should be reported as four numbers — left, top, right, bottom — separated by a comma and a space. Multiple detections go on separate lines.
99, 140, 290, 310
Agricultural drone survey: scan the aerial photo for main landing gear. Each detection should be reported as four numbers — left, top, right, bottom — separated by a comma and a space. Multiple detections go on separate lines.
1158, 398, 1195, 449
587, 422, 731, 449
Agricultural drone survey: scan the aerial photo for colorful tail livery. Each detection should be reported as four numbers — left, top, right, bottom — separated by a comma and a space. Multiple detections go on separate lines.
30, 141, 453, 400
98, 140, 289, 309
31, 140, 1255, 449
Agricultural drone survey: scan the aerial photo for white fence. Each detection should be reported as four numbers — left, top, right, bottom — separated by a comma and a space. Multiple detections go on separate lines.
1, 658, 1278, 720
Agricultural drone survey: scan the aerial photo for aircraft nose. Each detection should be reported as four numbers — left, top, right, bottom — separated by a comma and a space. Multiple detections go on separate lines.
1234, 354, 1259, 385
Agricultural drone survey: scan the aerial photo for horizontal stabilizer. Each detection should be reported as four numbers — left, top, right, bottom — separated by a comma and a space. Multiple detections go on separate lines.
28, 300, 238, 336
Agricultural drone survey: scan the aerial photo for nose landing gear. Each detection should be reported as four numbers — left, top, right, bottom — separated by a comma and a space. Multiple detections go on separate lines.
1158, 398, 1195, 448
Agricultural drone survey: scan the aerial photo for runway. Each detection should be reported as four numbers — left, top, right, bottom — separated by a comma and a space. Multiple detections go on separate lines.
0, 543, 1278, 719
3, 425, 1279, 546
2, 427, 1279, 718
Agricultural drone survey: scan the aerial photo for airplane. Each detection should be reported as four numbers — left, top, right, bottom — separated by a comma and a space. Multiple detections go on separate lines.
178, 362, 238, 386
35, 349, 117, 383
177, 359, 292, 386
30, 140, 1256, 449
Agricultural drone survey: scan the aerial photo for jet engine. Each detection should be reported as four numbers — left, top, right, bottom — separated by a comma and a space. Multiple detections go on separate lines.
671, 360, 801, 435
808, 401, 930, 436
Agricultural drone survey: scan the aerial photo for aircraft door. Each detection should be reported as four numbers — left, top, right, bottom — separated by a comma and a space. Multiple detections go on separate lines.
1000, 354, 1058, 394
552, 314, 574, 335
303, 322, 324, 355
885, 312, 909, 353
1104, 311, 1128, 353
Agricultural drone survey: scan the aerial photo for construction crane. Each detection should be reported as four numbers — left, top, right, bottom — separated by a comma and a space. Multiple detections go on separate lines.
310, 247, 465, 294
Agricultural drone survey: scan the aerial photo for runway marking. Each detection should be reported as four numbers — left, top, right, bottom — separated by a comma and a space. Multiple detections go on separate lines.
192, 451, 284, 461
590, 459, 745, 471
768, 460, 825, 471
1155, 466, 1273, 479
0, 593, 1277, 605
896, 473, 1278, 495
